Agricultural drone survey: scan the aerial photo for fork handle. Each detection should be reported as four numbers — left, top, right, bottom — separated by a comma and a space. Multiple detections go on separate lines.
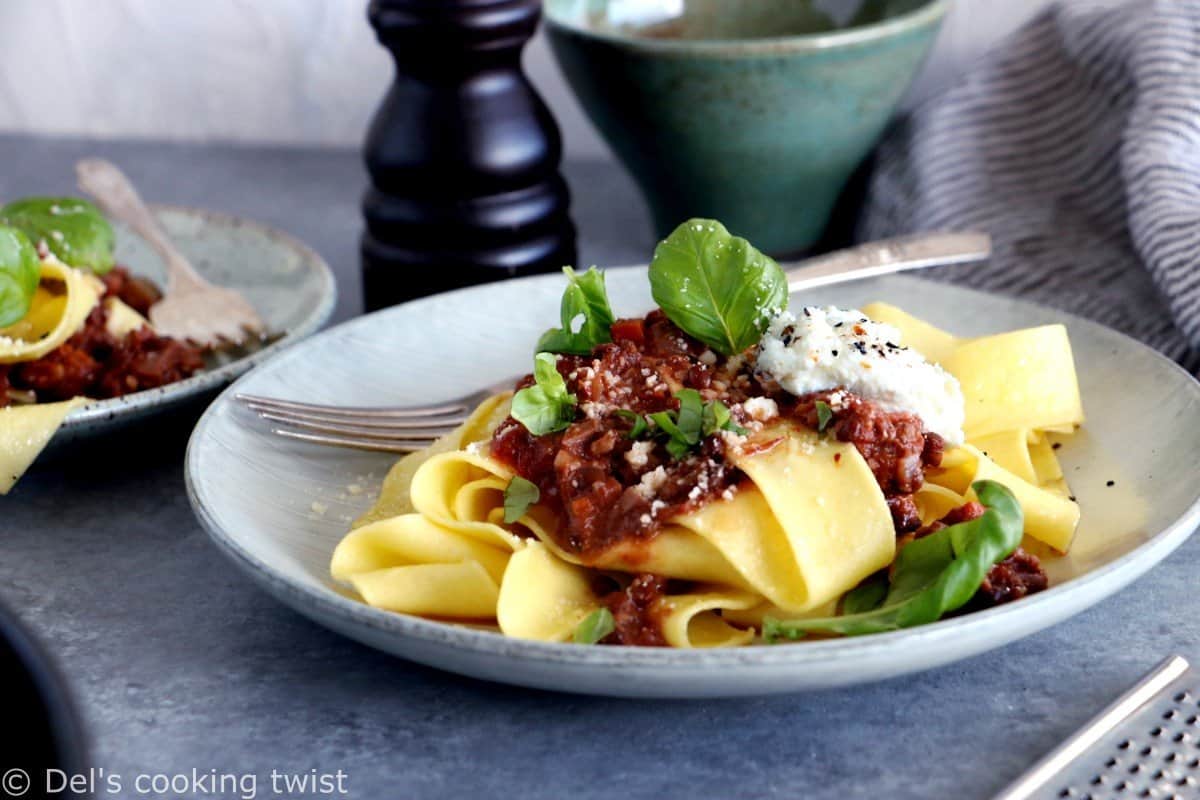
782, 231, 991, 292
75, 158, 207, 294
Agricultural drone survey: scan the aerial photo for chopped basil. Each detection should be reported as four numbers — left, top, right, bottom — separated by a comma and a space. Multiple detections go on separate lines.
650, 389, 745, 459
536, 266, 615, 356
764, 481, 1024, 641
0, 224, 39, 328
615, 409, 648, 439
573, 607, 615, 645
703, 399, 747, 437
511, 352, 577, 435
815, 400, 834, 432
648, 218, 787, 355
649, 409, 694, 459
675, 388, 704, 438
502, 476, 540, 524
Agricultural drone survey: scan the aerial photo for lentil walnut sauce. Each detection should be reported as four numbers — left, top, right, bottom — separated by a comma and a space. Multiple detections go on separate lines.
490, 310, 1048, 645
0, 267, 204, 406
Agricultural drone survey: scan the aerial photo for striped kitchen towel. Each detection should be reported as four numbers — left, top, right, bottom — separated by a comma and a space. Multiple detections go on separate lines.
860, 0, 1200, 372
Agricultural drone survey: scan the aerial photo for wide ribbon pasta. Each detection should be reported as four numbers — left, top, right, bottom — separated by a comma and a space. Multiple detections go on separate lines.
0, 257, 105, 494
862, 303, 1082, 548
333, 412, 895, 643
331, 303, 1088, 646
926, 444, 1079, 552
0, 256, 103, 364
0, 397, 86, 494
862, 302, 1084, 438
945, 326, 1084, 439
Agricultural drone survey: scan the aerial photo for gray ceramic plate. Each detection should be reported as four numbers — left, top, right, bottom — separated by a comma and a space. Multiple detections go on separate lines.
185, 269, 1200, 698
51, 205, 335, 447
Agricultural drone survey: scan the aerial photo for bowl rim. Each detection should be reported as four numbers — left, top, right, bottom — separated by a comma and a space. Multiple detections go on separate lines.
185, 268, 1200, 679
543, 0, 948, 55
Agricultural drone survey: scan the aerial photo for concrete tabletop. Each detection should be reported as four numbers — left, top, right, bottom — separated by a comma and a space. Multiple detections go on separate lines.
3, 134, 1197, 800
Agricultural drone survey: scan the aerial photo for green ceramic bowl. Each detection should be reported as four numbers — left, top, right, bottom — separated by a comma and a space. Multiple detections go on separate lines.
544, 0, 947, 255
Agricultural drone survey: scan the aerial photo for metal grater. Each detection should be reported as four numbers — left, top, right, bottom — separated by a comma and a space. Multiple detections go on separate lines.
995, 656, 1200, 799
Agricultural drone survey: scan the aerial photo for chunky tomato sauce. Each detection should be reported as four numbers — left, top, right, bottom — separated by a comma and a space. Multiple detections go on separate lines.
0, 266, 205, 406
491, 311, 754, 560
491, 311, 1045, 644
492, 310, 947, 562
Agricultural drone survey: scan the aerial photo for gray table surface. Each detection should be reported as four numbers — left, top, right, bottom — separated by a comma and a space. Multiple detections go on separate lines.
3, 133, 1197, 800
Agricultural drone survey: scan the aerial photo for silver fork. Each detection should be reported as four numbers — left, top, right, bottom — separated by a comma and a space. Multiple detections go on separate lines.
237, 231, 991, 453
76, 157, 266, 348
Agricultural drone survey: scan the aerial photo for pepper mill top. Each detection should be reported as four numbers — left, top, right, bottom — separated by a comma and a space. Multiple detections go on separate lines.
362, 0, 577, 310
370, 0, 541, 53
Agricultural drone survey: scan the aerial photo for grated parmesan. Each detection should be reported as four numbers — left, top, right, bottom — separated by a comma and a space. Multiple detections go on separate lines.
741, 397, 779, 422
625, 440, 654, 468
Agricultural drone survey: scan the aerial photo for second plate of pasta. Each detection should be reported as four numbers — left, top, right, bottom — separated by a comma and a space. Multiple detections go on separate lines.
185, 262, 1200, 697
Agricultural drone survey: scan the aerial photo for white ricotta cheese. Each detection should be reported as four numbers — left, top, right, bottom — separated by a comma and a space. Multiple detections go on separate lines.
757, 306, 965, 445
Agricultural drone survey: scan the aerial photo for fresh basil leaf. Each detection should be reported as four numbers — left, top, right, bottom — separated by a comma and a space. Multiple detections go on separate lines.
1, 197, 114, 275
674, 388, 704, 443
502, 476, 540, 524
654, 417, 701, 458
648, 218, 787, 355
0, 225, 39, 328
573, 607, 615, 644
536, 266, 615, 356
703, 400, 728, 437
650, 391, 749, 459
815, 400, 834, 432
649, 410, 687, 444
764, 481, 1024, 641
702, 400, 724, 436
702, 399, 747, 437
841, 573, 888, 615
511, 352, 577, 435
665, 438, 692, 459
615, 409, 648, 439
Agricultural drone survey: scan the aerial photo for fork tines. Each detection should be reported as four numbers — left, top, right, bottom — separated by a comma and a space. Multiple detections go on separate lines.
236, 393, 470, 453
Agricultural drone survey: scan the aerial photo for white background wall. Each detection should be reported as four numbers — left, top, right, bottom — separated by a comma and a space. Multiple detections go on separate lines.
0, 0, 1053, 159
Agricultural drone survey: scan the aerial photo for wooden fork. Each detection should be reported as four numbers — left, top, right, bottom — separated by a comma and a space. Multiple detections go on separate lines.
76, 157, 265, 348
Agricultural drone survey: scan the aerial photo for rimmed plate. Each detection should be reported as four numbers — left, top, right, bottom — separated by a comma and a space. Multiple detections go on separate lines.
49, 204, 335, 447
185, 269, 1200, 698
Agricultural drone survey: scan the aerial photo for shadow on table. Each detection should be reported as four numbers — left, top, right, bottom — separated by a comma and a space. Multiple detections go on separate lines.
31, 392, 214, 489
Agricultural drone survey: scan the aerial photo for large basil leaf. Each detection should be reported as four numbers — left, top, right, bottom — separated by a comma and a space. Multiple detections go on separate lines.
764, 480, 1025, 640
536, 267, 615, 356
0, 224, 40, 328
648, 219, 787, 355
1, 197, 115, 275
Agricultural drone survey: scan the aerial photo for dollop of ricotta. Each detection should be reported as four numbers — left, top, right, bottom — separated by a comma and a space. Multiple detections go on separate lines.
757, 306, 965, 445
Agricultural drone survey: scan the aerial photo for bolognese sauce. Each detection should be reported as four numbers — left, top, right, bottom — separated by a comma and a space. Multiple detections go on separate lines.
0, 266, 204, 407
490, 309, 1047, 643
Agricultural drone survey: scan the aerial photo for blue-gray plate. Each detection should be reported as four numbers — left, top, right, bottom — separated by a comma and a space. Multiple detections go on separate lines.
185, 269, 1200, 698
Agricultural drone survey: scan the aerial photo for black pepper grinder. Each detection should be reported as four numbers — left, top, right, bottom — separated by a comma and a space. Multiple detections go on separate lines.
361, 0, 577, 310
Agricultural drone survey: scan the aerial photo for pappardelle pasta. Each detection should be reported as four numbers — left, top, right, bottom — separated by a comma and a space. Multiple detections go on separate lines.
332, 219, 1083, 647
